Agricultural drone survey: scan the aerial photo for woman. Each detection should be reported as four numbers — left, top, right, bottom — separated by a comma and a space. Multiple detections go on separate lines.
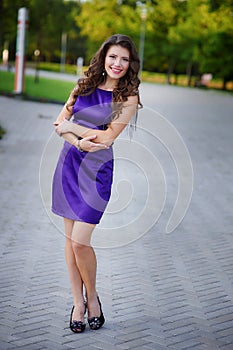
52, 34, 142, 333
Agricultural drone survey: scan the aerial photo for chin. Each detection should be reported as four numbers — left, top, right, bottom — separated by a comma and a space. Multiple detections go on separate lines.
110, 73, 125, 80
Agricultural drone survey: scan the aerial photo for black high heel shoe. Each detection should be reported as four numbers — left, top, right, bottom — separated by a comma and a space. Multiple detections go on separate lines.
88, 296, 105, 330
70, 304, 86, 333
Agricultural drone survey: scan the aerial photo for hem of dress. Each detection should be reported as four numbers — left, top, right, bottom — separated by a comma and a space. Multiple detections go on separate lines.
51, 207, 100, 225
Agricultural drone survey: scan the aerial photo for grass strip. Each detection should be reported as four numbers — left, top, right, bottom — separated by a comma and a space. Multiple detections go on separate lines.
0, 71, 74, 103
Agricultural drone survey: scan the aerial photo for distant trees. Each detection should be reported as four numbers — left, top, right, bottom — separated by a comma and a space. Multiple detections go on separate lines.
165, 0, 233, 88
76, 0, 143, 60
0, 0, 30, 60
0, 0, 232, 88
0, 0, 84, 63
199, 1, 233, 89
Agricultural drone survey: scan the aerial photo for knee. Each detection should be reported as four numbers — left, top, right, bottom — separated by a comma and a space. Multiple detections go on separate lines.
72, 240, 88, 254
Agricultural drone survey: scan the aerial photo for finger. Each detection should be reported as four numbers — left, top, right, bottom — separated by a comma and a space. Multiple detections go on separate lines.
55, 127, 61, 136
95, 143, 109, 149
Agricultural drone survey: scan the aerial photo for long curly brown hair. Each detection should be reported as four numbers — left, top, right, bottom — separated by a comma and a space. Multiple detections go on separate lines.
66, 34, 142, 111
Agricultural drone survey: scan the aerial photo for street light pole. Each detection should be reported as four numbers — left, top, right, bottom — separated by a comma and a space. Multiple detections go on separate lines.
60, 32, 67, 73
34, 49, 40, 83
138, 2, 147, 77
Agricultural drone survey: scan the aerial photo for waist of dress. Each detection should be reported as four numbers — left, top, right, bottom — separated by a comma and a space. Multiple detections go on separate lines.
63, 139, 113, 153
72, 120, 108, 131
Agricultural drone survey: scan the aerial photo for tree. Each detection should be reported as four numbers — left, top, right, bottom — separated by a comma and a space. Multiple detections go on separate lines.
167, 0, 212, 85
0, 0, 30, 60
144, 0, 181, 75
75, 0, 141, 63
28, 0, 69, 61
0, 0, 232, 89
0, 0, 85, 64
167, 0, 233, 88
200, 2, 233, 88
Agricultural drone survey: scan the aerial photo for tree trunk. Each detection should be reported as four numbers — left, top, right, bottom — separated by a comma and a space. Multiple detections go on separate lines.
222, 77, 227, 90
166, 61, 173, 84
186, 61, 193, 86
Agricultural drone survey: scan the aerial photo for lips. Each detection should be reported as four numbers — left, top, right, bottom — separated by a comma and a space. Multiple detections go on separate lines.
111, 67, 123, 74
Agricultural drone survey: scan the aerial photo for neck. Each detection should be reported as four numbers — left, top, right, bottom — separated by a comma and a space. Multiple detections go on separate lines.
99, 77, 118, 91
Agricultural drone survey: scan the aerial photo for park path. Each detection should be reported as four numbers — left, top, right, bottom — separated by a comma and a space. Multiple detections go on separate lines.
0, 82, 233, 349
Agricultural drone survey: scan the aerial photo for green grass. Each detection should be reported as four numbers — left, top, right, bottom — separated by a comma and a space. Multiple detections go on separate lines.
0, 71, 74, 103
0, 71, 14, 92
25, 75, 74, 102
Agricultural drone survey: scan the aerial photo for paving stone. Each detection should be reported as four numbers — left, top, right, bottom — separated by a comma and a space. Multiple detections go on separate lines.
1, 84, 233, 350
167, 338, 204, 349
116, 337, 153, 349
7, 345, 46, 350
209, 314, 233, 326
216, 334, 233, 344
219, 344, 233, 350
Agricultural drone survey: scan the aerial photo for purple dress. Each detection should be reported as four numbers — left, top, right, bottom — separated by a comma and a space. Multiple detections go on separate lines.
51, 88, 114, 224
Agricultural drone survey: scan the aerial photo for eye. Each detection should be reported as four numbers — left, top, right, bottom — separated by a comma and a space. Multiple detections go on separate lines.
123, 58, 129, 62
109, 55, 116, 59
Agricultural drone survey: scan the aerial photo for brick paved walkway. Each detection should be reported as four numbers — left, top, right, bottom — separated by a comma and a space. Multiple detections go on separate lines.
0, 84, 233, 350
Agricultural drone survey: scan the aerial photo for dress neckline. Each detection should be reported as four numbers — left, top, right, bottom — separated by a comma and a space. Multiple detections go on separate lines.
97, 87, 113, 93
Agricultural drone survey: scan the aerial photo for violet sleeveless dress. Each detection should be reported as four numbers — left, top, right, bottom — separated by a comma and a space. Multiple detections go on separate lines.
51, 88, 114, 224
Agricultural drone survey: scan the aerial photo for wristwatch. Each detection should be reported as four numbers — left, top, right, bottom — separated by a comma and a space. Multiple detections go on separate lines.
77, 138, 84, 152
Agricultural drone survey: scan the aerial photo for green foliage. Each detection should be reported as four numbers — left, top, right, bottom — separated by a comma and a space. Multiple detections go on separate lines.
0, 0, 84, 63
200, 3, 233, 86
0, 0, 232, 89
75, 0, 141, 61
144, 0, 179, 71
0, 0, 30, 59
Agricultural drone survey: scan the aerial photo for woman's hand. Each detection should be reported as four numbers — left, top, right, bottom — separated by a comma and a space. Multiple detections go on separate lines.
54, 120, 109, 152
54, 119, 72, 135
78, 135, 109, 152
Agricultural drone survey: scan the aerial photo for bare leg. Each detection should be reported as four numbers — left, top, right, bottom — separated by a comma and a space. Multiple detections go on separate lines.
71, 221, 101, 318
64, 218, 85, 322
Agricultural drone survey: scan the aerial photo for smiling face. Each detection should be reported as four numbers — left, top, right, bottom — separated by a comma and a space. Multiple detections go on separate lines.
104, 45, 130, 82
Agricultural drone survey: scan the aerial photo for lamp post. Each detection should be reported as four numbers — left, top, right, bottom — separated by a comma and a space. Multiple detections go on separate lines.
60, 32, 67, 73
34, 49, 40, 83
138, 2, 147, 77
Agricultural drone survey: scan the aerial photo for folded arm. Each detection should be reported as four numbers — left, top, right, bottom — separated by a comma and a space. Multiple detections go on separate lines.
53, 102, 109, 152
55, 95, 138, 147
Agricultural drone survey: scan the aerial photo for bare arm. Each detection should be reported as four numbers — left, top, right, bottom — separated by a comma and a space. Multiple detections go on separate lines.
55, 95, 138, 147
54, 102, 73, 124
53, 103, 80, 148
53, 101, 109, 152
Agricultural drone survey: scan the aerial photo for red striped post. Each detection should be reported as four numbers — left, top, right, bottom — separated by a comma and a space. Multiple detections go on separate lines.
14, 8, 29, 94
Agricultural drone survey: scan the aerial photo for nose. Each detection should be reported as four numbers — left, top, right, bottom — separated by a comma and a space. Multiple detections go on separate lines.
114, 58, 121, 67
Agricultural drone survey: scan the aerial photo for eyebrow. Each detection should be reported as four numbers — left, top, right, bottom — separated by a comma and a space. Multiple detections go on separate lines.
109, 53, 129, 59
